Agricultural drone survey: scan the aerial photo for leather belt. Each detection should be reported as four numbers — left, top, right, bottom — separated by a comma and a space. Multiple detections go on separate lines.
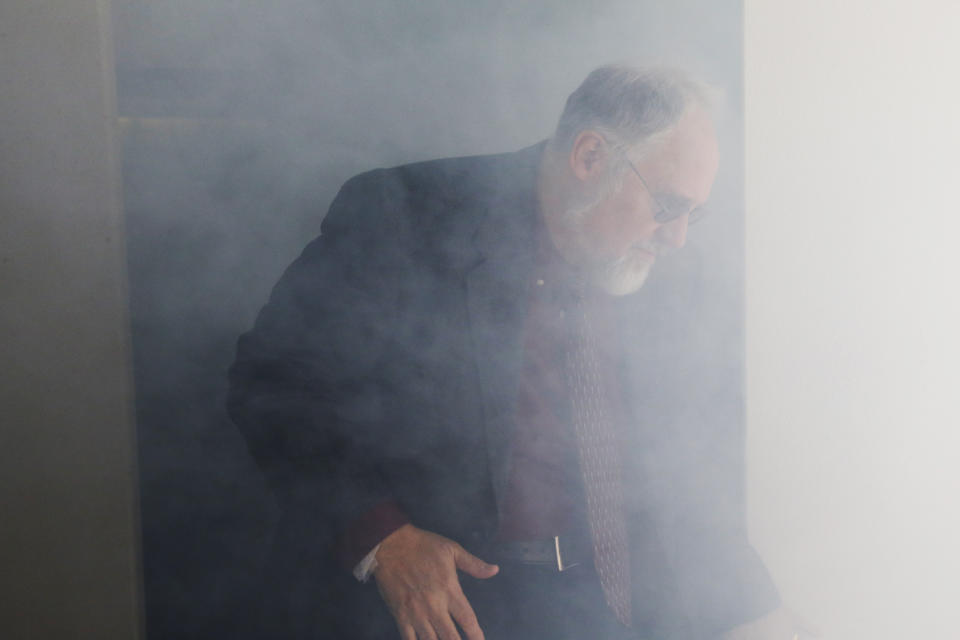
488, 535, 592, 572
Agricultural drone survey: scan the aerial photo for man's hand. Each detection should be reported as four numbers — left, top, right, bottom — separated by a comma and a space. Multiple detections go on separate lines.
721, 605, 821, 640
373, 524, 499, 640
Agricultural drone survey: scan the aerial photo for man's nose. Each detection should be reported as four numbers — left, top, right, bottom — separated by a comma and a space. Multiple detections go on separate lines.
657, 215, 689, 250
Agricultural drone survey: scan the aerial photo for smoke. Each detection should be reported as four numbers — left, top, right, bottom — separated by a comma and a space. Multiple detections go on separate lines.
114, 1, 748, 638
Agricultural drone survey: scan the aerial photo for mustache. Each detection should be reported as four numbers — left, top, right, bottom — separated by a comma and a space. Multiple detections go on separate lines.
630, 240, 674, 259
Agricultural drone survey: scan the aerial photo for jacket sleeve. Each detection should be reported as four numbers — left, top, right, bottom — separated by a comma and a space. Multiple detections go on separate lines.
227, 170, 412, 538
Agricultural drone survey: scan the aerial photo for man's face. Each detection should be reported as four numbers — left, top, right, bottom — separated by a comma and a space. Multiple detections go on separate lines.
560, 110, 720, 296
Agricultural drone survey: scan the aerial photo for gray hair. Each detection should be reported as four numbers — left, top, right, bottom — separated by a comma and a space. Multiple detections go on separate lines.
550, 64, 717, 164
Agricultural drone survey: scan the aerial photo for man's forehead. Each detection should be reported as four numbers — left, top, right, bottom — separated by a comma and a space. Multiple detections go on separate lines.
633, 109, 719, 203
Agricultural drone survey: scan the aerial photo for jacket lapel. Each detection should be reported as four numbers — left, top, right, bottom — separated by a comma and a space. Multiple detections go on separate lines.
463, 144, 542, 515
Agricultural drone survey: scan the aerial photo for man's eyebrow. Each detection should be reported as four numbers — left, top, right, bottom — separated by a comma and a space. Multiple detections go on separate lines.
654, 192, 697, 212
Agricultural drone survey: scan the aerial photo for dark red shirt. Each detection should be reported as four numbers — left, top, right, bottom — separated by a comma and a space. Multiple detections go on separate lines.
494, 235, 581, 541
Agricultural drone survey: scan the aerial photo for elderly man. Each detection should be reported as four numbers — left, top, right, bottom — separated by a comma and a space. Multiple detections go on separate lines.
228, 65, 799, 639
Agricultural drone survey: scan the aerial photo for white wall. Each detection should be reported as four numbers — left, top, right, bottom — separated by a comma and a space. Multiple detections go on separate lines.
0, 1, 142, 637
745, 2, 960, 638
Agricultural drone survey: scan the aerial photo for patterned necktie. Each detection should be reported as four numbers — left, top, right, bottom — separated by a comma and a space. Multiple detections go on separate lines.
565, 285, 633, 628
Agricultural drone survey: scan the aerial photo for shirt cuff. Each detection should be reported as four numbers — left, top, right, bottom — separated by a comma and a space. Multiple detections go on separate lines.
353, 544, 381, 582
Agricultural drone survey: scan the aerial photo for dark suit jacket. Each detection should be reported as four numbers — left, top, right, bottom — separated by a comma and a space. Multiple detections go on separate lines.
227, 143, 779, 639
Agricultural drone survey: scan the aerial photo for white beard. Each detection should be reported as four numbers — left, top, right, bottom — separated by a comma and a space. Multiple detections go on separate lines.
588, 247, 654, 296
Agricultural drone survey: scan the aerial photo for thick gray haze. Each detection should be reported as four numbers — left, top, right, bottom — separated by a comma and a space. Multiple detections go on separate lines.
4, 2, 956, 638
113, 1, 746, 637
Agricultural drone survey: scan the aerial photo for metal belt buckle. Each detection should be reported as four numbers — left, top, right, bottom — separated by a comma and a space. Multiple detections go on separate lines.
553, 535, 580, 572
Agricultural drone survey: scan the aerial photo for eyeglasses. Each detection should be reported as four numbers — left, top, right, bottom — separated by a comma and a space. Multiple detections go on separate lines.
625, 159, 708, 225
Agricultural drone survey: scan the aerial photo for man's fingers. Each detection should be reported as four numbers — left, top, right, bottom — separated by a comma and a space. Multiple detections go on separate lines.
430, 612, 463, 640
398, 623, 417, 640
412, 620, 440, 640
449, 594, 484, 640
453, 547, 499, 579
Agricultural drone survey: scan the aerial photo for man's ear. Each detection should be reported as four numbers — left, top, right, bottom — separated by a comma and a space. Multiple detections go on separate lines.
569, 131, 609, 181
